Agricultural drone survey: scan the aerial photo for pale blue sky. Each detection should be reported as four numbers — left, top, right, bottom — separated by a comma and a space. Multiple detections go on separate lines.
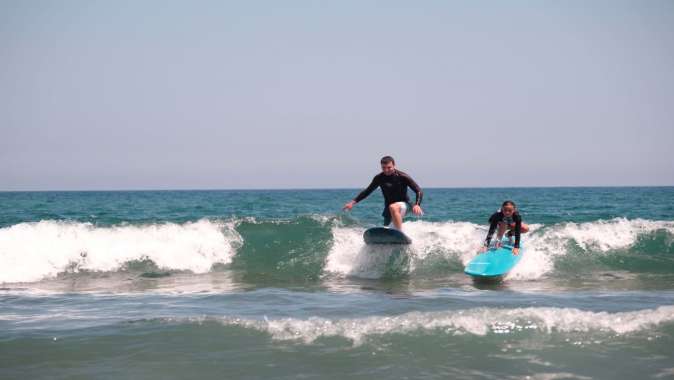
2, 1, 673, 190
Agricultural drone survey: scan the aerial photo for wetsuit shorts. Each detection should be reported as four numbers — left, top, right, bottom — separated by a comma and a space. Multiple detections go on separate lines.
383, 202, 408, 226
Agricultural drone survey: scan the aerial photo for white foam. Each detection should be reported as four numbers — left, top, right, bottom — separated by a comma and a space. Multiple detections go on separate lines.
540, 218, 674, 252
505, 224, 555, 280
3, 217, 671, 284
402, 220, 486, 265
324, 226, 386, 278
325, 218, 674, 280
324, 221, 486, 278
508, 218, 674, 280
0, 220, 242, 283
219, 305, 674, 345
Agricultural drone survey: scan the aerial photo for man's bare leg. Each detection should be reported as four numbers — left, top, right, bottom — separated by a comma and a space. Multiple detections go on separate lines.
389, 203, 403, 230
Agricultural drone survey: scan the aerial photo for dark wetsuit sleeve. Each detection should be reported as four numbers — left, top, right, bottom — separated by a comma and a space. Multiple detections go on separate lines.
513, 213, 522, 248
484, 212, 499, 246
353, 176, 380, 203
400, 172, 423, 205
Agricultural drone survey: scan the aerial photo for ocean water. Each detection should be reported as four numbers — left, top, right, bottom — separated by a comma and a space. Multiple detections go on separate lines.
1, 187, 673, 379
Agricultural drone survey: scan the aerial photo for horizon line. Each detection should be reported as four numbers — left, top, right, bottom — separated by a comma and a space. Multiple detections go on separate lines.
1, 185, 673, 193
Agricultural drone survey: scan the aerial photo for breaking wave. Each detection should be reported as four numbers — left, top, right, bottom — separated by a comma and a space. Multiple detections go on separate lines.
0, 219, 242, 283
187, 305, 674, 345
0, 217, 672, 283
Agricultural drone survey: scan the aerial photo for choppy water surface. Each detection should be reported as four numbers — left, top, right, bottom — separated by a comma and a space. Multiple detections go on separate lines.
1, 188, 673, 379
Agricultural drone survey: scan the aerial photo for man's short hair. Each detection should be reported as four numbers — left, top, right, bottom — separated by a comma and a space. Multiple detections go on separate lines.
380, 156, 395, 165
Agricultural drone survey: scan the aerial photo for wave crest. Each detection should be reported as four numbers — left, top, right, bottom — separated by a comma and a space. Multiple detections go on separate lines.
1, 217, 672, 283
217, 305, 674, 345
0, 220, 241, 283
324, 218, 674, 280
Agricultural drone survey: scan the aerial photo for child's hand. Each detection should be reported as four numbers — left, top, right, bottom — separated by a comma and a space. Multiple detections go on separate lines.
494, 241, 502, 249
512, 247, 520, 255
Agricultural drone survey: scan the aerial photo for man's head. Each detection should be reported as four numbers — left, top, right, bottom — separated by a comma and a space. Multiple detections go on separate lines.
380, 156, 396, 175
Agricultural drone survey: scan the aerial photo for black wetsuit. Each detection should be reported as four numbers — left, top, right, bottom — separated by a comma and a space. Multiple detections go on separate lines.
353, 170, 423, 226
484, 211, 522, 248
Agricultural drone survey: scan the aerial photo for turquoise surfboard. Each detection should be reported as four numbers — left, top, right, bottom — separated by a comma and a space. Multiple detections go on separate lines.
464, 237, 523, 279
363, 227, 412, 245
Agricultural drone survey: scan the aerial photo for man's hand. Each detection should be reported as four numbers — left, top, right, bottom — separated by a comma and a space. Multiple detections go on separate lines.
512, 247, 520, 255
342, 201, 356, 211
412, 205, 423, 216
479, 245, 488, 253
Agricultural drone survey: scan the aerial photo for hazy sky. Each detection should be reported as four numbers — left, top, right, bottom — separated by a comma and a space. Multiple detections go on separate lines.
2, 0, 673, 190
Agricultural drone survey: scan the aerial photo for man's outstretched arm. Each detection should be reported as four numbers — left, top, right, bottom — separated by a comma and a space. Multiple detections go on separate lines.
343, 176, 379, 210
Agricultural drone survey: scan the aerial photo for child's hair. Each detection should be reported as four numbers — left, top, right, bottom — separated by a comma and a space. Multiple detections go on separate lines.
501, 200, 517, 209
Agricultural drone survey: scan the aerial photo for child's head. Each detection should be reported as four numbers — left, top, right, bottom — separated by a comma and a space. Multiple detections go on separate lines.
501, 200, 516, 215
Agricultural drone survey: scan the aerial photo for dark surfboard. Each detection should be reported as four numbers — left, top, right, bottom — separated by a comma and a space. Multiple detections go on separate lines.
363, 227, 412, 245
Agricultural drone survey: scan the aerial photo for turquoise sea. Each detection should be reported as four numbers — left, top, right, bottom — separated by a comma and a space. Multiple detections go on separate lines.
1, 187, 673, 379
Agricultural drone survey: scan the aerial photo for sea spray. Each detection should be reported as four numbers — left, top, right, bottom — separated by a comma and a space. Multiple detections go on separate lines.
0, 220, 241, 283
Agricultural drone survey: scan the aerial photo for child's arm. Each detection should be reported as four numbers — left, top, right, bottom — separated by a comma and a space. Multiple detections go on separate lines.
513, 215, 522, 248
484, 214, 498, 247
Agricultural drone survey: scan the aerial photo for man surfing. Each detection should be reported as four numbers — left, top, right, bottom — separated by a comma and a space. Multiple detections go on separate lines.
342, 156, 424, 230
